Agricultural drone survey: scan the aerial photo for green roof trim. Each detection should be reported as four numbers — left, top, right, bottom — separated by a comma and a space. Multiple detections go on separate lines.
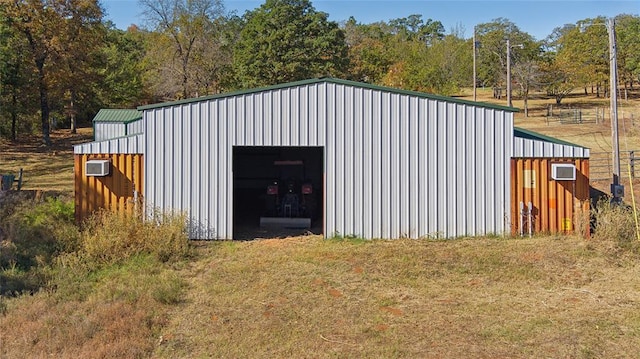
137, 77, 519, 112
514, 127, 588, 149
92, 109, 142, 124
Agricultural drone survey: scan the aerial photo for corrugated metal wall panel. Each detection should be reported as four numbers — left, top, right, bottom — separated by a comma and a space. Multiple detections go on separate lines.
510, 158, 590, 236
95, 123, 126, 141
74, 153, 143, 222
74, 135, 144, 154
408, 96, 420, 238
126, 120, 144, 137
513, 137, 589, 158
93, 119, 142, 142
142, 81, 514, 239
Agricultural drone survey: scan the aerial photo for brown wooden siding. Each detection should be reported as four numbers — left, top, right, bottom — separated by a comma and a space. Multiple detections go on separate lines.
74, 154, 144, 222
511, 158, 590, 237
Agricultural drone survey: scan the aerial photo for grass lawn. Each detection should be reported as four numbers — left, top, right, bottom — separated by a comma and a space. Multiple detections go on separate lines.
0, 127, 93, 193
152, 236, 640, 358
2, 235, 640, 358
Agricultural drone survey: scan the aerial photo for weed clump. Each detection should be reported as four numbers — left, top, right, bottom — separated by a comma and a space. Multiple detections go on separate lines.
0, 197, 79, 295
0, 197, 79, 270
1, 199, 191, 297
591, 198, 640, 254
75, 210, 192, 268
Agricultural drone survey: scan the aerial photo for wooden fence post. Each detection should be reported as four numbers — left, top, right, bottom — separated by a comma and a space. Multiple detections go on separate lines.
17, 168, 23, 190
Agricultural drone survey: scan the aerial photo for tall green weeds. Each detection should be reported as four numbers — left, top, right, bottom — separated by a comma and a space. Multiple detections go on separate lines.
1, 198, 191, 297
51, 209, 192, 302
0, 197, 79, 295
0, 197, 79, 271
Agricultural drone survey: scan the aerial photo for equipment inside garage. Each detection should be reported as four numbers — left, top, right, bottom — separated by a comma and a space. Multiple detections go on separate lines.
233, 146, 324, 238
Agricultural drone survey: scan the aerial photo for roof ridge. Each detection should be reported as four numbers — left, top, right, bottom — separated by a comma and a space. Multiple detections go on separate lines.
137, 78, 518, 113
93, 108, 142, 124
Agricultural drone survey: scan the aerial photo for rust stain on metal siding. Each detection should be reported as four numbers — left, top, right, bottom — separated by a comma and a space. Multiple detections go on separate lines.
511, 158, 590, 237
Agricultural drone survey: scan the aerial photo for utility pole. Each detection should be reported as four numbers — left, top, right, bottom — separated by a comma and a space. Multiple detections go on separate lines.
607, 18, 623, 202
506, 38, 512, 107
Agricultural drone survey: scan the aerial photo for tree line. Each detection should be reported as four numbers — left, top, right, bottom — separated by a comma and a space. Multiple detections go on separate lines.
1, 0, 639, 144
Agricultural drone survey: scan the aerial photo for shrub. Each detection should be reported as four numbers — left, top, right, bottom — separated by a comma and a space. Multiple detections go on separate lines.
77, 209, 191, 268
1, 201, 191, 297
592, 198, 640, 253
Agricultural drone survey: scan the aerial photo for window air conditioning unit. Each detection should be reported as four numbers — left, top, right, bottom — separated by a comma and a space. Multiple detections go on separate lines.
551, 163, 576, 180
85, 159, 110, 177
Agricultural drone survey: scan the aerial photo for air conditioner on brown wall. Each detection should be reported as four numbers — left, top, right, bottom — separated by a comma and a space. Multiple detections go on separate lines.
551, 163, 576, 181
85, 159, 110, 177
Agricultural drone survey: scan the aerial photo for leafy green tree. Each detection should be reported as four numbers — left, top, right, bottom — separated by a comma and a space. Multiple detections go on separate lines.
550, 17, 615, 100
53, 0, 105, 133
474, 18, 539, 103
140, 0, 229, 100
3, 0, 59, 145
343, 17, 394, 83
615, 14, 640, 91
0, 12, 36, 140
232, 0, 349, 89
97, 25, 148, 108
343, 15, 465, 95
573, 18, 609, 96
380, 34, 467, 96
389, 14, 444, 45
542, 24, 585, 103
539, 55, 576, 105
545, 15, 640, 104
3, 0, 104, 145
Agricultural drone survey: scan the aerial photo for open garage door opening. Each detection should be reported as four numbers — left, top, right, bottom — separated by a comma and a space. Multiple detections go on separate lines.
233, 146, 324, 240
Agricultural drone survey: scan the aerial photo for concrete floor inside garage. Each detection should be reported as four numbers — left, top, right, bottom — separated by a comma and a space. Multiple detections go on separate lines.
232, 146, 324, 240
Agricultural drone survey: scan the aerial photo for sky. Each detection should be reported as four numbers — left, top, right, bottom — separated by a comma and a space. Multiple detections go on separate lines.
102, 0, 639, 40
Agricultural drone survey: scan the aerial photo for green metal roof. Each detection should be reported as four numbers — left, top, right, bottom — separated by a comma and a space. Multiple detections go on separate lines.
138, 77, 519, 112
514, 126, 588, 148
92, 109, 142, 124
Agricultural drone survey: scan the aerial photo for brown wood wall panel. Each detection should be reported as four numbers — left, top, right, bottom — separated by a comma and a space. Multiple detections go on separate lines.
74, 154, 144, 222
511, 158, 590, 237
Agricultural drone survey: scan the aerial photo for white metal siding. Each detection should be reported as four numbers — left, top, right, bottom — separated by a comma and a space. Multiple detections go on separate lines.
126, 120, 144, 137
143, 81, 514, 239
94, 120, 143, 141
513, 137, 589, 158
94, 123, 125, 141
74, 134, 144, 154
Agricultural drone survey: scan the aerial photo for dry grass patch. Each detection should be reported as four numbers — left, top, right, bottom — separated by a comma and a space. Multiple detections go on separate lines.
461, 88, 640, 154
3, 228, 640, 358
0, 261, 175, 359
0, 128, 92, 193
154, 235, 640, 358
